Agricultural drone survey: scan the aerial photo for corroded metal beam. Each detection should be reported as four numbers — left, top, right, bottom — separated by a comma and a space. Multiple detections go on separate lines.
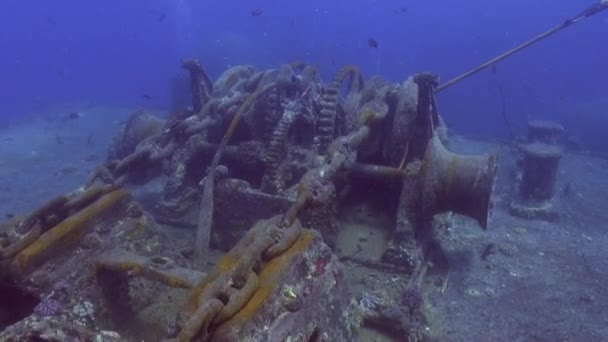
350, 163, 405, 182
96, 249, 205, 289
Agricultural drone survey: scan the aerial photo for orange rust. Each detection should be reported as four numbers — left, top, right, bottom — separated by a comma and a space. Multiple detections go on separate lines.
10, 190, 130, 275
359, 108, 375, 125
183, 225, 261, 315
187, 251, 238, 313
217, 230, 314, 328
182, 269, 222, 314
181, 228, 315, 329
217, 252, 240, 272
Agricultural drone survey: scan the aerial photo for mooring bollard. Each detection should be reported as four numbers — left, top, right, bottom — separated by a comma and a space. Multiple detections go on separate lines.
519, 143, 562, 202
527, 120, 564, 145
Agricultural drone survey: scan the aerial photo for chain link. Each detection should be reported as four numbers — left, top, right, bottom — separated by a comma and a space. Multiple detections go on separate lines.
173, 118, 374, 338
86, 115, 198, 188
0, 184, 117, 260
175, 214, 304, 340
1, 110, 207, 260
173, 117, 374, 338
3, 71, 377, 336
86, 81, 254, 190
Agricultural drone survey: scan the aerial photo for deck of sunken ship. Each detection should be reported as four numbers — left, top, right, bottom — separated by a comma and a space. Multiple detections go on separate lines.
0, 61, 502, 341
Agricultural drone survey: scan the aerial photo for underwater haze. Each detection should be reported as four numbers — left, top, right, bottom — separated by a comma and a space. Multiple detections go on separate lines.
3, 0, 608, 341
0, 0, 606, 152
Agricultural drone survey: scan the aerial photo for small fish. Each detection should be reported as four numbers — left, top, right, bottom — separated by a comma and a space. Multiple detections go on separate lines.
55, 135, 64, 145
67, 111, 82, 120
250, 9, 263, 17
395, 7, 407, 13
59, 111, 83, 125
559, 95, 566, 101
46, 17, 57, 26
158, 13, 166, 22
143, 94, 151, 100
5, 213, 15, 219
368, 38, 378, 48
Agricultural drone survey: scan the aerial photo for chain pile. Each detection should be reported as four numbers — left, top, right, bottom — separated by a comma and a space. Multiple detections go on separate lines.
86, 129, 181, 188
174, 214, 303, 341
172, 110, 379, 340
0, 60, 395, 341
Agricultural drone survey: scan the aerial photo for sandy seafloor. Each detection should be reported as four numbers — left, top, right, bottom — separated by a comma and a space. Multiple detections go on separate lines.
1, 105, 608, 341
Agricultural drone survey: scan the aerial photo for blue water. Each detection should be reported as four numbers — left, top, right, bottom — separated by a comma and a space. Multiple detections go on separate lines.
0, 0, 606, 149
1, 2, 608, 340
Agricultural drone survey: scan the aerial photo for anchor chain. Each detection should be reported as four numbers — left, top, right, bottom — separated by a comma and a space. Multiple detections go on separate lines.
0, 184, 119, 260
86, 106, 222, 189
173, 128, 367, 339
86, 133, 179, 188
174, 215, 302, 341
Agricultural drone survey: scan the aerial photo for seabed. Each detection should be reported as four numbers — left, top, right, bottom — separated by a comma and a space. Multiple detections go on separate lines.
1, 104, 607, 341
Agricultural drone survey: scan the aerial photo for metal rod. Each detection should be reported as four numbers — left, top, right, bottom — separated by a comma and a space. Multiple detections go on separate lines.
436, 1, 608, 93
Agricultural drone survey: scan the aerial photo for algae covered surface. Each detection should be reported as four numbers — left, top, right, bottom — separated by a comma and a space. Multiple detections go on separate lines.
2, 109, 608, 340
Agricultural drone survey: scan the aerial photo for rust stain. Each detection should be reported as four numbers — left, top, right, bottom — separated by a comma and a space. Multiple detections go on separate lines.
11, 190, 130, 274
